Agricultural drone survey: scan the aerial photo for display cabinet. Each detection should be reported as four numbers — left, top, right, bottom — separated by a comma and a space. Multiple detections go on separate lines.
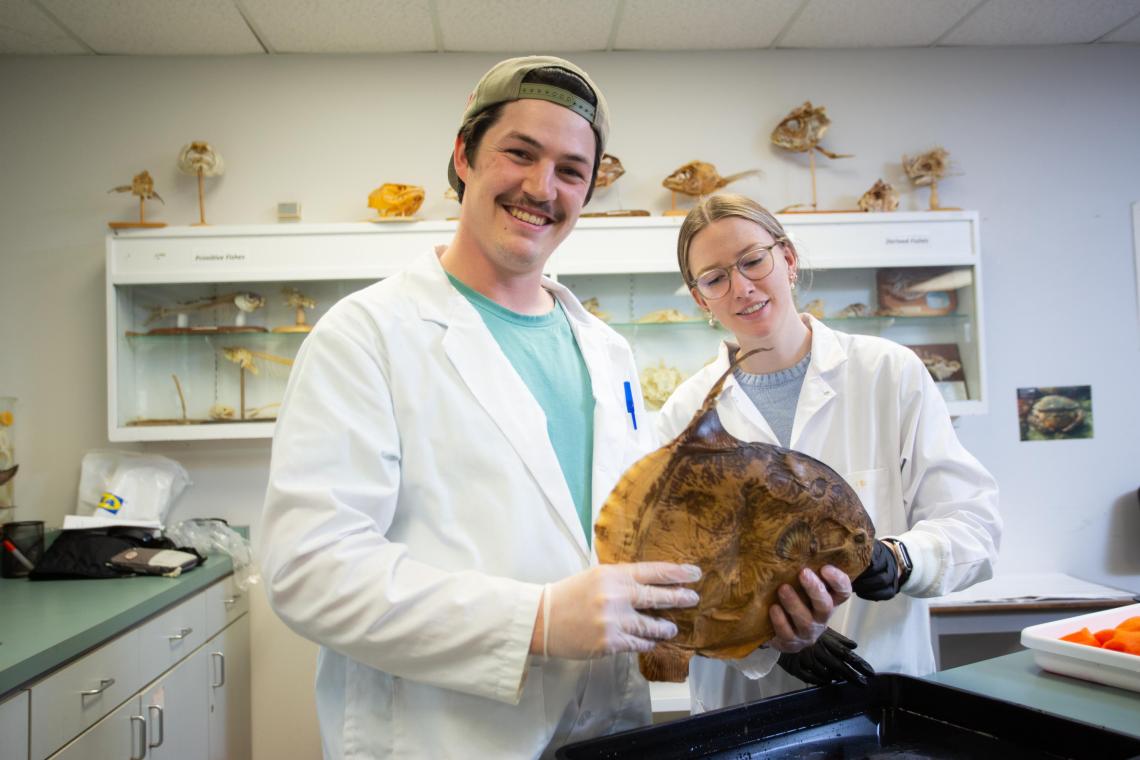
106, 222, 455, 441
107, 211, 985, 441
554, 211, 987, 417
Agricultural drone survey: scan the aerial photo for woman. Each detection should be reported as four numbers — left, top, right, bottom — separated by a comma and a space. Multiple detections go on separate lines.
657, 193, 1001, 713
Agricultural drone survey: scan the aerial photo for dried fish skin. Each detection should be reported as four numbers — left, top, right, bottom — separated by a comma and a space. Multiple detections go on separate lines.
596, 350, 875, 681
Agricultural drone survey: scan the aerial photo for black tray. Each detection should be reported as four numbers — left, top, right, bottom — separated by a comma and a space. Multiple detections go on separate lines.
556, 674, 1140, 759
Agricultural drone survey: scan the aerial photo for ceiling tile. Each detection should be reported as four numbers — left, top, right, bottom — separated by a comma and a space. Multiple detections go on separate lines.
615, 0, 801, 50
940, 0, 1140, 45
0, 0, 87, 53
779, 0, 977, 48
437, 0, 617, 52
38, 0, 264, 54
1101, 10, 1140, 42
240, 0, 436, 53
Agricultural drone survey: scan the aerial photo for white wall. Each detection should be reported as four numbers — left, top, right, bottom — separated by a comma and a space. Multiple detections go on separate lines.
2, 45, 1139, 749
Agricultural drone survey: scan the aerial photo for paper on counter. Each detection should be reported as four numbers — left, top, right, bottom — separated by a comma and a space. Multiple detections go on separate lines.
931, 572, 1134, 605
62, 514, 163, 531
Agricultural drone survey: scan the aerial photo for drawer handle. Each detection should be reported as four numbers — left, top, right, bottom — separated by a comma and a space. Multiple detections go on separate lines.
130, 714, 147, 760
223, 594, 242, 608
211, 651, 226, 688
79, 677, 116, 697
148, 704, 165, 748
166, 627, 193, 641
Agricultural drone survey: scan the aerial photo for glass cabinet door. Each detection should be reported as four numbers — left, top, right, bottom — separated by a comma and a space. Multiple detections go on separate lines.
110, 278, 373, 438
804, 264, 981, 409
558, 272, 722, 413
561, 262, 983, 417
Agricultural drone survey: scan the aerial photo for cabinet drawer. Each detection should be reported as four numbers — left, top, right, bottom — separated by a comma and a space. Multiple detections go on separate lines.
138, 591, 208, 686
30, 630, 140, 760
46, 696, 142, 760
206, 575, 248, 638
0, 690, 30, 760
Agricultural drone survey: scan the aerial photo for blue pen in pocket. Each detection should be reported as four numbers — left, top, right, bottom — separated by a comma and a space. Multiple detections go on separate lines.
622, 381, 638, 431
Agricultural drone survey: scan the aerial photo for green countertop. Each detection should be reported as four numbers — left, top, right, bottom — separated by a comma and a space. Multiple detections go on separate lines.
927, 649, 1140, 738
0, 556, 233, 699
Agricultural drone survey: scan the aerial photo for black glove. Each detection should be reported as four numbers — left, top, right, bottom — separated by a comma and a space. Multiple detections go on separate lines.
776, 628, 876, 687
852, 540, 900, 601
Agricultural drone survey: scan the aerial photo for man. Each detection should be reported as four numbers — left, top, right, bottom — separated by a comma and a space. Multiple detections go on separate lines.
259, 56, 842, 759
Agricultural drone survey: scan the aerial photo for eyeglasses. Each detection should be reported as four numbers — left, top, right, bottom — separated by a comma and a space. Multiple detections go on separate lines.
689, 239, 786, 300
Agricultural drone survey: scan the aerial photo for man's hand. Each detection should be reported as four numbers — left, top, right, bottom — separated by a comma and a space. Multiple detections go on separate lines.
852, 540, 900, 601
534, 562, 701, 659
777, 628, 876, 686
768, 566, 852, 654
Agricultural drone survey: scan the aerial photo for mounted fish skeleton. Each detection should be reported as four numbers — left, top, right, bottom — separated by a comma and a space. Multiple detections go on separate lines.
145, 291, 265, 326
771, 101, 853, 212
222, 346, 294, 421
661, 161, 760, 216
595, 348, 875, 682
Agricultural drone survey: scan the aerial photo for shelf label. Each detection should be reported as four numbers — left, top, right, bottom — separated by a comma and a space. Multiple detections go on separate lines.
193, 253, 247, 263
885, 235, 931, 246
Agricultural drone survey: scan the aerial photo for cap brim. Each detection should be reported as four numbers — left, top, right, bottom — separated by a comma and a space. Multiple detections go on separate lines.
447, 155, 461, 195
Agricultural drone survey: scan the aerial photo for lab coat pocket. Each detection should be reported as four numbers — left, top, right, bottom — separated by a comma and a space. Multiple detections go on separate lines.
842, 467, 890, 524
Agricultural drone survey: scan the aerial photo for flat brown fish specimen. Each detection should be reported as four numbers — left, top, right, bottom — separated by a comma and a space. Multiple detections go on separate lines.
662, 161, 760, 198
596, 348, 874, 682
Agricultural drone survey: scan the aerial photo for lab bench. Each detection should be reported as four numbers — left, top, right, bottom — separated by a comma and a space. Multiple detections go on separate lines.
0, 556, 250, 760
928, 648, 1140, 739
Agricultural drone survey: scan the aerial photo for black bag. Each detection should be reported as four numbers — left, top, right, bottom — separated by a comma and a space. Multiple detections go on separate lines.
29, 527, 202, 580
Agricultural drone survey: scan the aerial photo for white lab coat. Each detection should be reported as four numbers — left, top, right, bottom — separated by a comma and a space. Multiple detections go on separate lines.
656, 316, 1001, 712
258, 249, 657, 759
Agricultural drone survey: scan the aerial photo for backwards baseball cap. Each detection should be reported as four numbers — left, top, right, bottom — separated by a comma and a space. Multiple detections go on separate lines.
447, 55, 610, 200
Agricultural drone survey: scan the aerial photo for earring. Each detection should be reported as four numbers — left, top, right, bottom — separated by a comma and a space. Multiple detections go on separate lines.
705, 311, 717, 327
790, 271, 798, 290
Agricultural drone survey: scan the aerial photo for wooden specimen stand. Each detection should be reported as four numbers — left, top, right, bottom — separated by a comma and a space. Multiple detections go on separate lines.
272, 303, 314, 334
663, 191, 692, 217
108, 196, 166, 230
925, 179, 961, 212
193, 167, 208, 226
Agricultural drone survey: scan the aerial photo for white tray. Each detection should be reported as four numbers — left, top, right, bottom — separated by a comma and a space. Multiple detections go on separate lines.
1020, 603, 1140, 693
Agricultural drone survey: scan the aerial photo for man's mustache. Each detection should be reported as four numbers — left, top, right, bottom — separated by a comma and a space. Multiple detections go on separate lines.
502, 194, 561, 222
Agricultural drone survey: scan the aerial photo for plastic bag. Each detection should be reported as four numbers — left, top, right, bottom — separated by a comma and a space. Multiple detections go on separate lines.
167, 518, 258, 590
77, 451, 191, 526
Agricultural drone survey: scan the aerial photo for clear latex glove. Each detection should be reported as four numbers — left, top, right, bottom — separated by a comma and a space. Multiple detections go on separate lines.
538, 562, 701, 660
767, 565, 852, 654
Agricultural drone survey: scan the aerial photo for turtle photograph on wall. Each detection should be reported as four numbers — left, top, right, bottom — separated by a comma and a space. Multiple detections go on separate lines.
1017, 385, 1093, 441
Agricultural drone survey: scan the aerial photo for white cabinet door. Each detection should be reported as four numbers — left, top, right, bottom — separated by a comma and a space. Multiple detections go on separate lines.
142, 648, 210, 760
0, 690, 29, 760
49, 696, 143, 760
208, 616, 250, 760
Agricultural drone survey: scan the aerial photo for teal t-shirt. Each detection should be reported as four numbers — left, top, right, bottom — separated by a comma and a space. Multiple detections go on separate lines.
448, 274, 596, 545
